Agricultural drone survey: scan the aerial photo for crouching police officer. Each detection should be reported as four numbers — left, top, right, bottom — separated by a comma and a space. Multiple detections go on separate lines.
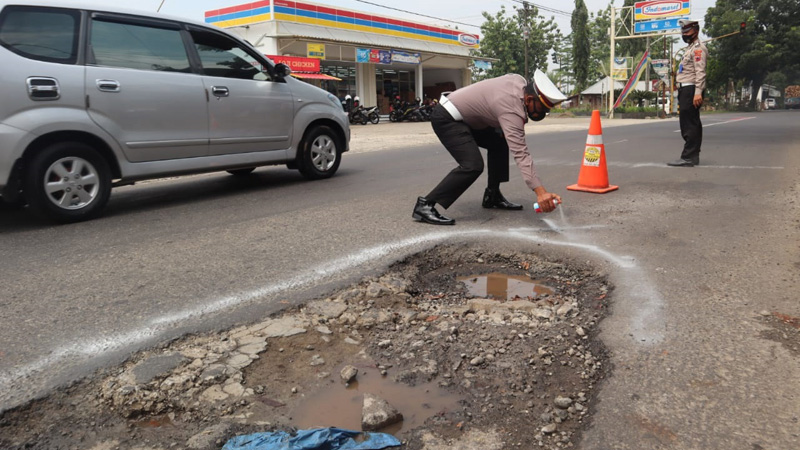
412, 70, 567, 225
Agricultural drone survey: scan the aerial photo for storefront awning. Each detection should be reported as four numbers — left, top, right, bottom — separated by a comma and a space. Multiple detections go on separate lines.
291, 73, 342, 81
275, 22, 475, 58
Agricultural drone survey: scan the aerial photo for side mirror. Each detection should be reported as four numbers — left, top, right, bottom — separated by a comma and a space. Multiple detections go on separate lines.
274, 63, 292, 78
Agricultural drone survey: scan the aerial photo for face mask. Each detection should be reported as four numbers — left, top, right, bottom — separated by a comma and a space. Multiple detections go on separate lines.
682, 33, 694, 44
528, 110, 547, 122
527, 96, 549, 121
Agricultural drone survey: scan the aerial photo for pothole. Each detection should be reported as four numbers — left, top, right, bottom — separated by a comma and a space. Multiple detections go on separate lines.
0, 244, 611, 450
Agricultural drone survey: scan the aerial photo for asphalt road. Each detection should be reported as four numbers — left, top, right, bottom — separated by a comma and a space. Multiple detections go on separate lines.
1, 110, 799, 448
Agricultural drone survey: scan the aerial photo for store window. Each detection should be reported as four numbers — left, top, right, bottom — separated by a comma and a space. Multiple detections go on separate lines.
321, 63, 356, 102
375, 67, 416, 114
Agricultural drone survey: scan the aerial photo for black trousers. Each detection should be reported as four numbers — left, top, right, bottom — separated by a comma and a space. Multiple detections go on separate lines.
425, 104, 510, 209
678, 86, 703, 160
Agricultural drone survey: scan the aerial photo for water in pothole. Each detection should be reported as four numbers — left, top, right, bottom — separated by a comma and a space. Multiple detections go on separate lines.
290, 366, 462, 435
458, 273, 554, 300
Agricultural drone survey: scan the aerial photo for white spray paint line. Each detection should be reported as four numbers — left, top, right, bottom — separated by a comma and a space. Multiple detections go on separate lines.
0, 224, 661, 395
673, 116, 755, 132
514, 159, 783, 170
621, 162, 784, 170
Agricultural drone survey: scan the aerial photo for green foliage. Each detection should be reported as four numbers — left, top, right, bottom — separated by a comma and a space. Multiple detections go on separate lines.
571, 0, 590, 91
704, 0, 800, 109
552, 33, 574, 94
587, 6, 611, 83
474, 4, 559, 80
617, 0, 647, 58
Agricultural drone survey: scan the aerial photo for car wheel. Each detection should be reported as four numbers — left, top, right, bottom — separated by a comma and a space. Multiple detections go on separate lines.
227, 168, 255, 176
297, 125, 341, 180
24, 142, 111, 223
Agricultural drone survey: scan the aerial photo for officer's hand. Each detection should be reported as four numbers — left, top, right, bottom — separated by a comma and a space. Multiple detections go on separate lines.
535, 191, 561, 213
693, 94, 703, 108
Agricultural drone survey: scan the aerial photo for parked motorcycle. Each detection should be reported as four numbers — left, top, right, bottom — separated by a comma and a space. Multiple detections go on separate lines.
364, 106, 380, 124
389, 97, 423, 122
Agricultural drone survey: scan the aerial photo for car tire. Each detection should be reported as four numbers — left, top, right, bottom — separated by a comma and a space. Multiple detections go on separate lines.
297, 125, 341, 180
227, 168, 255, 176
24, 142, 112, 223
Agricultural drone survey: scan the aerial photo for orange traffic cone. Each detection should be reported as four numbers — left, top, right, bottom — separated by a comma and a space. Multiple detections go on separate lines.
567, 110, 618, 193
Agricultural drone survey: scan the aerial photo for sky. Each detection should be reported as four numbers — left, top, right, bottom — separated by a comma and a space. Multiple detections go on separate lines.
114, 0, 717, 37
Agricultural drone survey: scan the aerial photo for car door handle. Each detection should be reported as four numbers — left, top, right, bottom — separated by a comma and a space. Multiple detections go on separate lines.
211, 86, 229, 97
96, 79, 121, 92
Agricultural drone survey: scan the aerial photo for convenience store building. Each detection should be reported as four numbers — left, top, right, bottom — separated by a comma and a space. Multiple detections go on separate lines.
205, 0, 487, 113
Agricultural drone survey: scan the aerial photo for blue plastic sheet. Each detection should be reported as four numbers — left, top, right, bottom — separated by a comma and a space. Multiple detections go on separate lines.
222, 427, 402, 450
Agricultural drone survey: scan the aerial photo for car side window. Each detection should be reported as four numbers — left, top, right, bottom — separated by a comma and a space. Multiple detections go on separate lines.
0, 6, 80, 64
90, 17, 190, 73
189, 28, 272, 81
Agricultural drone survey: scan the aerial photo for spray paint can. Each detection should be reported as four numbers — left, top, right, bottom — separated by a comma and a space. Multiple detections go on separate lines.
533, 199, 560, 213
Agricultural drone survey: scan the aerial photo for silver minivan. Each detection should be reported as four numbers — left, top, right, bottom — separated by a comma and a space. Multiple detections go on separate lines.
0, 1, 350, 222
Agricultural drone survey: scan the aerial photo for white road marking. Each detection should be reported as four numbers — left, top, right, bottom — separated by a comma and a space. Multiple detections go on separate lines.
0, 225, 663, 397
674, 116, 756, 132
621, 162, 784, 170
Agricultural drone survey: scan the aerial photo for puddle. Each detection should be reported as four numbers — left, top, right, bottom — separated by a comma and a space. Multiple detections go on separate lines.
290, 367, 462, 435
133, 414, 174, 428
458, 273, 554, 300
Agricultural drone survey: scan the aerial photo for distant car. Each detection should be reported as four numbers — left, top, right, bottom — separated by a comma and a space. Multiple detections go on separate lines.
0, 1, 350, 222
764, 98, 777, 110
785, 97, 800, 110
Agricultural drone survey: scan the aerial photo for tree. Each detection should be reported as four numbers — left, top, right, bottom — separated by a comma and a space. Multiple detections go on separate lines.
474, 4, 559, 80
553, 33, 574, 93
704, 0, 800, 109
587, 6, 611, 83
571, 0, 590, 91
616, 0, 647, 59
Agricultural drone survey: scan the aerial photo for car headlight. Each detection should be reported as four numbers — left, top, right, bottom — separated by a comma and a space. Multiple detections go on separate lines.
327, 93, 342, 108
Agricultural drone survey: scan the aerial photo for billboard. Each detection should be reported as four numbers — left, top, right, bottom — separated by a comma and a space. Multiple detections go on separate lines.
634, 1, 691, 21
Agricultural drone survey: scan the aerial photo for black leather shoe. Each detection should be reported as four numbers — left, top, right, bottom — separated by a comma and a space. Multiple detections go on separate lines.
482, 188, 523, 210
412, 197, 455, 225
667, 158, 695, 167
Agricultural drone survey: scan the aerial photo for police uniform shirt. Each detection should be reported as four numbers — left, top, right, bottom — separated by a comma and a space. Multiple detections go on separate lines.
677, 40, 708, 94
446, 74, 543, 190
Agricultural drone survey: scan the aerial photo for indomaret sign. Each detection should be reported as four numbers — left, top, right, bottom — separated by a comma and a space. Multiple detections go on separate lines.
634, 1, 691, 21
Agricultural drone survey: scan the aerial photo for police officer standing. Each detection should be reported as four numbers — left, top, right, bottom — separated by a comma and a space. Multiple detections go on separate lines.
669, 19, 708, 167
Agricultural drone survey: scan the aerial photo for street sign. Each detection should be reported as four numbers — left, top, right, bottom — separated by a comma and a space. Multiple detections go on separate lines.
634, 1, 691, 21
634, 17, 687, 33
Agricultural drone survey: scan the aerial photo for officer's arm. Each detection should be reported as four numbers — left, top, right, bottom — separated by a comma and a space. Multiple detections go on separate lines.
694, 46, 707, 94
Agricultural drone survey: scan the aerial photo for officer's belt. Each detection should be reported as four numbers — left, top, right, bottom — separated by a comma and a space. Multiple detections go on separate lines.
678, 83, 695, 88
439, 94, 463, 121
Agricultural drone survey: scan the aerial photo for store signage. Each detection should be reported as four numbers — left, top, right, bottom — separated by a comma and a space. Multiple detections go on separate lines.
356, 48, 392, 64
458, 33, 479, 47
634, 1, 690, 21
634, 16, 686, 33
473, 60, 492, 71
391, 51, 420, 65
266, 55, 320, 72
307, 43, 325, 59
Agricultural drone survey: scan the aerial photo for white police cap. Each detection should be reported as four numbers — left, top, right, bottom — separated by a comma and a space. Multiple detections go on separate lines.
678, 19, 699, 31
532, 69, 567, 108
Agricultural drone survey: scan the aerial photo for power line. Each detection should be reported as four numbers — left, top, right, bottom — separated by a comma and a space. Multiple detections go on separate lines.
511, 0, 572, 18
354, 0, 481, 29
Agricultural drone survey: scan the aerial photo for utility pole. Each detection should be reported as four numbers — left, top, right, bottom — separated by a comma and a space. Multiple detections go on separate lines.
609, 6, 616, 118
645, 37, 650, 99
523, 2, 530, 80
